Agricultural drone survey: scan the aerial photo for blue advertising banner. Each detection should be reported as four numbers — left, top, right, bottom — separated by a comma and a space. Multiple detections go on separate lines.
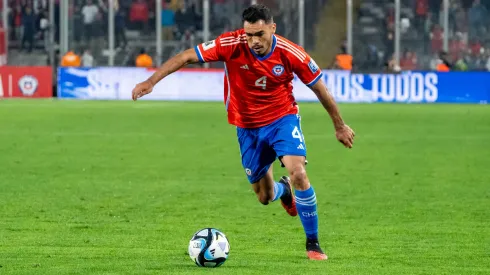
58, 68, 489, 104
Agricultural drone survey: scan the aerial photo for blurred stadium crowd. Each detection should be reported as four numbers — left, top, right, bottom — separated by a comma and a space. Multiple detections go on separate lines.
355, 0, 490, 71
3, 0, 314, 67
2, 0, 490, 71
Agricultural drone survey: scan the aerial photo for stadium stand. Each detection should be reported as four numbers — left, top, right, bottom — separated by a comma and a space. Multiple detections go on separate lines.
353, 0, 490, 71
6, 0, 488, 71
4, 0, 328, 68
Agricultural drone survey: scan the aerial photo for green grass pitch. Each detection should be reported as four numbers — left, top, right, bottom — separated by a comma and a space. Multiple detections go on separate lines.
0, 100, 489, 274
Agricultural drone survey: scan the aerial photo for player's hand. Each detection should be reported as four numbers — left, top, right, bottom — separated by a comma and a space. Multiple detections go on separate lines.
132, 80, 154, 101
335, 124, 355, 149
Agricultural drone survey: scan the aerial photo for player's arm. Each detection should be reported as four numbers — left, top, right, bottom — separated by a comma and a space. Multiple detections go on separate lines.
291, 52, 355, 148
148, 49, 199, 86
132, 48, 199, 101
132, 35, 233, 101
310, 79, 355, 148
310, 79, 344, 130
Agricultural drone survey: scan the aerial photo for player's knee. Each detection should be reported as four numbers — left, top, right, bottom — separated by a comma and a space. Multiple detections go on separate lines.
289, 165, 310, 190
257, 191, 272, 205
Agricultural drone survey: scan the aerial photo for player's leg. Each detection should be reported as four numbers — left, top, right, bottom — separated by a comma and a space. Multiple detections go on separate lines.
251, 165, 294, 207
280, 156, 326, 260
251, 165, 274, 205
237, 127, 292, 206
270, 114, 327, 260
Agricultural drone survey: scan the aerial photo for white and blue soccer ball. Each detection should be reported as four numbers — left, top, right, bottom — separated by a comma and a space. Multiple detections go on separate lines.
188, 228, 230, 267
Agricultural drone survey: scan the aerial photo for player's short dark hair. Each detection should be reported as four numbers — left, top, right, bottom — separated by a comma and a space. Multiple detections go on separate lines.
242, 4, 273, 24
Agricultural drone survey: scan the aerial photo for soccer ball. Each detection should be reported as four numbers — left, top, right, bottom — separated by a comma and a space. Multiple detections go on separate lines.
188, 228, 230, 267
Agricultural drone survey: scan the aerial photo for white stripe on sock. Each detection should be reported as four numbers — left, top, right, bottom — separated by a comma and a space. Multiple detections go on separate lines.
295, 194, 316, 202
295, 196, 317, 206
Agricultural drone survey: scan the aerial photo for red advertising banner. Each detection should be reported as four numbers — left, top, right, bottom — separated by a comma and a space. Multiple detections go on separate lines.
0, 66, 53, 98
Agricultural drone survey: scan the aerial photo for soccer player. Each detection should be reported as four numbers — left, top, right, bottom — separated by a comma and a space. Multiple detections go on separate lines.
132, 4, 355, 260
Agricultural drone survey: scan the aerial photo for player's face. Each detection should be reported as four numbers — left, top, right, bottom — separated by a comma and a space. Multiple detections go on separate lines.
244, 20, 276, 56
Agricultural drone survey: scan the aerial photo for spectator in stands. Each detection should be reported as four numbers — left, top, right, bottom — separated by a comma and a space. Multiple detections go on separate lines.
73, 5, 83, 43
428, 0, 442, 24
331, 45, 353, 71
175, 2, 197, 36
384, 30, 394, 60
135, 48, 153, 68
82, 0, 99, 45
213, 0, 228, 20
430, 52, 440, 70
453, 56, 469, 71
147, 0, 156, 33
39, 9, 49, 52
468, 0, 487, 40
400, 49, 418, 71
97, 0, 109, 36
82, 49, 94, 67
383, 7, 394, 58
451, 3, 467, 34
166, 0, 181, 10
469, 39, 482, 57
61, 50, 81, 67
130, 0, 149, 33
484, 51, 490, 71
21, 6, 36, 53
385, 7, 395, 31
435, 51, 451, 72
364, 42, 379, 70
384, 55, 401, 73
180, 28, 195, 52
115, 8, 127, 49
414, 0, 428, 34
430, 24, 443, 53
161, 2, 175, 41
466, 53, 485, 71
449, 32, 466, 61
9, 4, 23, 43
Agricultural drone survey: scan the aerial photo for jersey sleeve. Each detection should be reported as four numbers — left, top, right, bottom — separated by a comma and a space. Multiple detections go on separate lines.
291, 52, 323, 87
194, 32, 239, 63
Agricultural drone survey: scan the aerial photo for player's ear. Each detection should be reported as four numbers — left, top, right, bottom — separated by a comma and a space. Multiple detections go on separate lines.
271, 23, 276, 34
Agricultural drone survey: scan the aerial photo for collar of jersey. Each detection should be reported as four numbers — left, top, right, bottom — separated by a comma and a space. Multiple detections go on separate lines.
250, 35, 277, 61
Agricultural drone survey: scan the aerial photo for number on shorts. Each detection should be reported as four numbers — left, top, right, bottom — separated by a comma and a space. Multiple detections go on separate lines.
292, 126, 303, 142
255, 76, 267, 90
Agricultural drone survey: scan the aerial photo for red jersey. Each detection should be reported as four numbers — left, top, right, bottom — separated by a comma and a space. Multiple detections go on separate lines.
194, 29, 323, 128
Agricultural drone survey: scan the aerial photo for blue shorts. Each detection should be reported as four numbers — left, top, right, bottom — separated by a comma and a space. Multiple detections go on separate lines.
237, 114, 307, 183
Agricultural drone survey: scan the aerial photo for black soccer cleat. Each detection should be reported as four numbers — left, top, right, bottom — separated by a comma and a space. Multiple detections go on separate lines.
306, 239, 328, 260
279, 176, 297, 216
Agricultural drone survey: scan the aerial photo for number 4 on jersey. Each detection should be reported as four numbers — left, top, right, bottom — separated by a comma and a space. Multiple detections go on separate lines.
292, 126, 303, 142
255, 76, 267, 90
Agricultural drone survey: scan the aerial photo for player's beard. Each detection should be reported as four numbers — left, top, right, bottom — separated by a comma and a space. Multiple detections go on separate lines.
253, 44, 269, 56
252, 46, 264, 56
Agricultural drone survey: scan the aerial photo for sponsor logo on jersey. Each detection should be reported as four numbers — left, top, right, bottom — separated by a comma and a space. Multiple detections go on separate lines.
308, 59, 319, 74
301, 211, 317, 218
245, 168, 252, 176
240, 64, 249, 70
202, 40, 216, 50
18, 75, 39, 96
297, 144, 305, 150
272, 64, 285, 76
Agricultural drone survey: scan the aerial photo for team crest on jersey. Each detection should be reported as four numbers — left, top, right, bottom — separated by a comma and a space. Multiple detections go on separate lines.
272, 64, 285, 76
245, 168, 252, 176
308, 59, 319, 73
18, 75, 38, 96
202, 40, 216, 51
